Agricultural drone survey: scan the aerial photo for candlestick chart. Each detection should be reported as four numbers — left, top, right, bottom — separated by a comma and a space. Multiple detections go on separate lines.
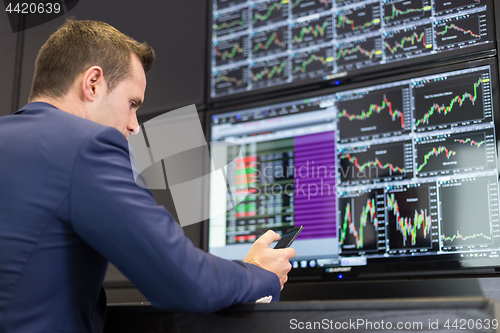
291, 0, 332, 18
337, 86, 410, 141
434, 0, 484, 16
414, 72, 487, 130
387, 185, 432, 249
416, 130, 489, 176
339, 190, 383, 252
214, 66, 248, 95
384, 24, 432, 60
214, 35, 248, 66
291, 15, 333, 50
252, 0, 288, 28
336, 37, 383, 70
251, 26, 288, 58
383, 0, 432, 27
435, 14, 481, 47
214, 0, 247, 10
339, 141, 412, 185
250, 56, 289, 88
335, 3, 381, 38
213, 7, 249, 36
291, 47, 334, 79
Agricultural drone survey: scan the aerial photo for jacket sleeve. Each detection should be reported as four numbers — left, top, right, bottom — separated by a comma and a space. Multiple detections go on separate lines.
69, 127, 281, 313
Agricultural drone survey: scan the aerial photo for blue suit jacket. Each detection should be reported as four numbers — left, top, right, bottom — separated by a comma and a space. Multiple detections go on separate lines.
0, 103, 280, 332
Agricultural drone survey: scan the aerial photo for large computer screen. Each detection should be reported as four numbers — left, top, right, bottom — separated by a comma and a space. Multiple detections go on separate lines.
210, 0, 494, 101
206, 58, 500, 281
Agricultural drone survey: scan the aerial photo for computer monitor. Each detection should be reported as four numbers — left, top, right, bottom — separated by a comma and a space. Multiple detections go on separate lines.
205, 57, 500, 281
209, 0, 495, 102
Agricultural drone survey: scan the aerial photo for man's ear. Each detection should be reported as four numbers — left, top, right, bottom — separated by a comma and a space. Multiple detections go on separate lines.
81, 66, 105, 102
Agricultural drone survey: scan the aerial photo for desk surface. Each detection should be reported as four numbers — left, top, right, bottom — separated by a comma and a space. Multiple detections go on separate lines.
105, 297, 500, 333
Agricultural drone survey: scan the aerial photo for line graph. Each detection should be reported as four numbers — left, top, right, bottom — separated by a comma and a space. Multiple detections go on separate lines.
384, 24, 432, 59
250, 56, 288, 88
417, 146, 456, 173
291, 47, 334, 79
341, 154, 405, 173
339, 95, 404, 127
336, 37, 383, 70
291, 16, 333, 49
441, 231, 492, 243
215, 0, 247, 10
292, 0, 332, 18
252, 0, 288, 28
215, 44, 243, 61
215, 75, 244, 86
214, 66, 248, 95
387, 185, 432, 248
435, 0, 484, 15
440, 178, 493, 247
336, 87, 410, 141
251, 60, 287, 81
214, 35, 248, 66
339, 141, 412, 184
213, 8, 248, 36
415, 130, 490, 176
435, 15, 481, 47
383, 0, 432, 27
454, 137, 485, 148
414, 73, 485, 129
339, 190, 381, 252
336, 3, 381, 38
251, 26, 287, 58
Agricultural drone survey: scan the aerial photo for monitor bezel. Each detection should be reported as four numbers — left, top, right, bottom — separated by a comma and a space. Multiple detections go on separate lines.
207, 0, 497, 107
203, 57, 500, 283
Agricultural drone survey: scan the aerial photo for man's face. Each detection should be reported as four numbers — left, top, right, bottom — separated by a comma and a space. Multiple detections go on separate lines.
93, 55, 147, 140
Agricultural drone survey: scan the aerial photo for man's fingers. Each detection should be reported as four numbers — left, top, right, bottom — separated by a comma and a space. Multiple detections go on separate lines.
257, 230, 280, 246
276, 247, 296, 259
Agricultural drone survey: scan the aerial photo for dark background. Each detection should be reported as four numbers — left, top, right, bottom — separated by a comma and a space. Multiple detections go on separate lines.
0, 0, 209, 302
2, 1, 500, 305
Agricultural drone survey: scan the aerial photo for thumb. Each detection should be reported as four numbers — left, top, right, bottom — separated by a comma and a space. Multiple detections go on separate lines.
258, 230, 280, 246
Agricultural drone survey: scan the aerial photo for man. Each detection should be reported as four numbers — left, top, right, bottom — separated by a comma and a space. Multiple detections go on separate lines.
0, 19, 295, 332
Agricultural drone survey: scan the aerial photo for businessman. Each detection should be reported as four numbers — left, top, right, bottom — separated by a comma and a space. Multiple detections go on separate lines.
0, 19, 295, 332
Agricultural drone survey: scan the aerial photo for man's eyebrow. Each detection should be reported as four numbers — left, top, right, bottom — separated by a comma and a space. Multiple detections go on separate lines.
134, 99, 143, 107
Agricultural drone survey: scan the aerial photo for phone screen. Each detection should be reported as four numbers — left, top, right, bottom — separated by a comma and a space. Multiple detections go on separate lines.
274, 226, 303, 249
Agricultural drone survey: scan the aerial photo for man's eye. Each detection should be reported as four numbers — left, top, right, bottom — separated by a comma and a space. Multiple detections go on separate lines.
130, 102, 136, 108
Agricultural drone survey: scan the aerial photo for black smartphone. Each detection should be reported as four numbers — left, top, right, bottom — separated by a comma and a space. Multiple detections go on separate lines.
274, 226, 303, 249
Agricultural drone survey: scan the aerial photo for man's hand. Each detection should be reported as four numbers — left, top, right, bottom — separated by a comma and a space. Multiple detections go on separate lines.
243, 230, 296, 290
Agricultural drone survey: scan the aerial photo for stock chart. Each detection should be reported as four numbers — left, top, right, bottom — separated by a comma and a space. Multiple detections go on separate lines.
337, 86, 411, 141
291, 15, 333, 49
336, 36, 383, 70
339, 189, 384, 253
415, 129, 496, 176
335, 3, 381, 38
331, 63, 499, 258
387, 184, 434, 249
339, 140, 413, 185
291, 46, 334, 79
413, 71, 490, 131
435, 14, 482, 48
383, 0, 432, 27
384, 24, 432, 60
440, 178, 494, 248
251, 26, 288, 58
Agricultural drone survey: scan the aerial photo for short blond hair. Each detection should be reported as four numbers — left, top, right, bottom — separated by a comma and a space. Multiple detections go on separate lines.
29, 19, 155, 101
